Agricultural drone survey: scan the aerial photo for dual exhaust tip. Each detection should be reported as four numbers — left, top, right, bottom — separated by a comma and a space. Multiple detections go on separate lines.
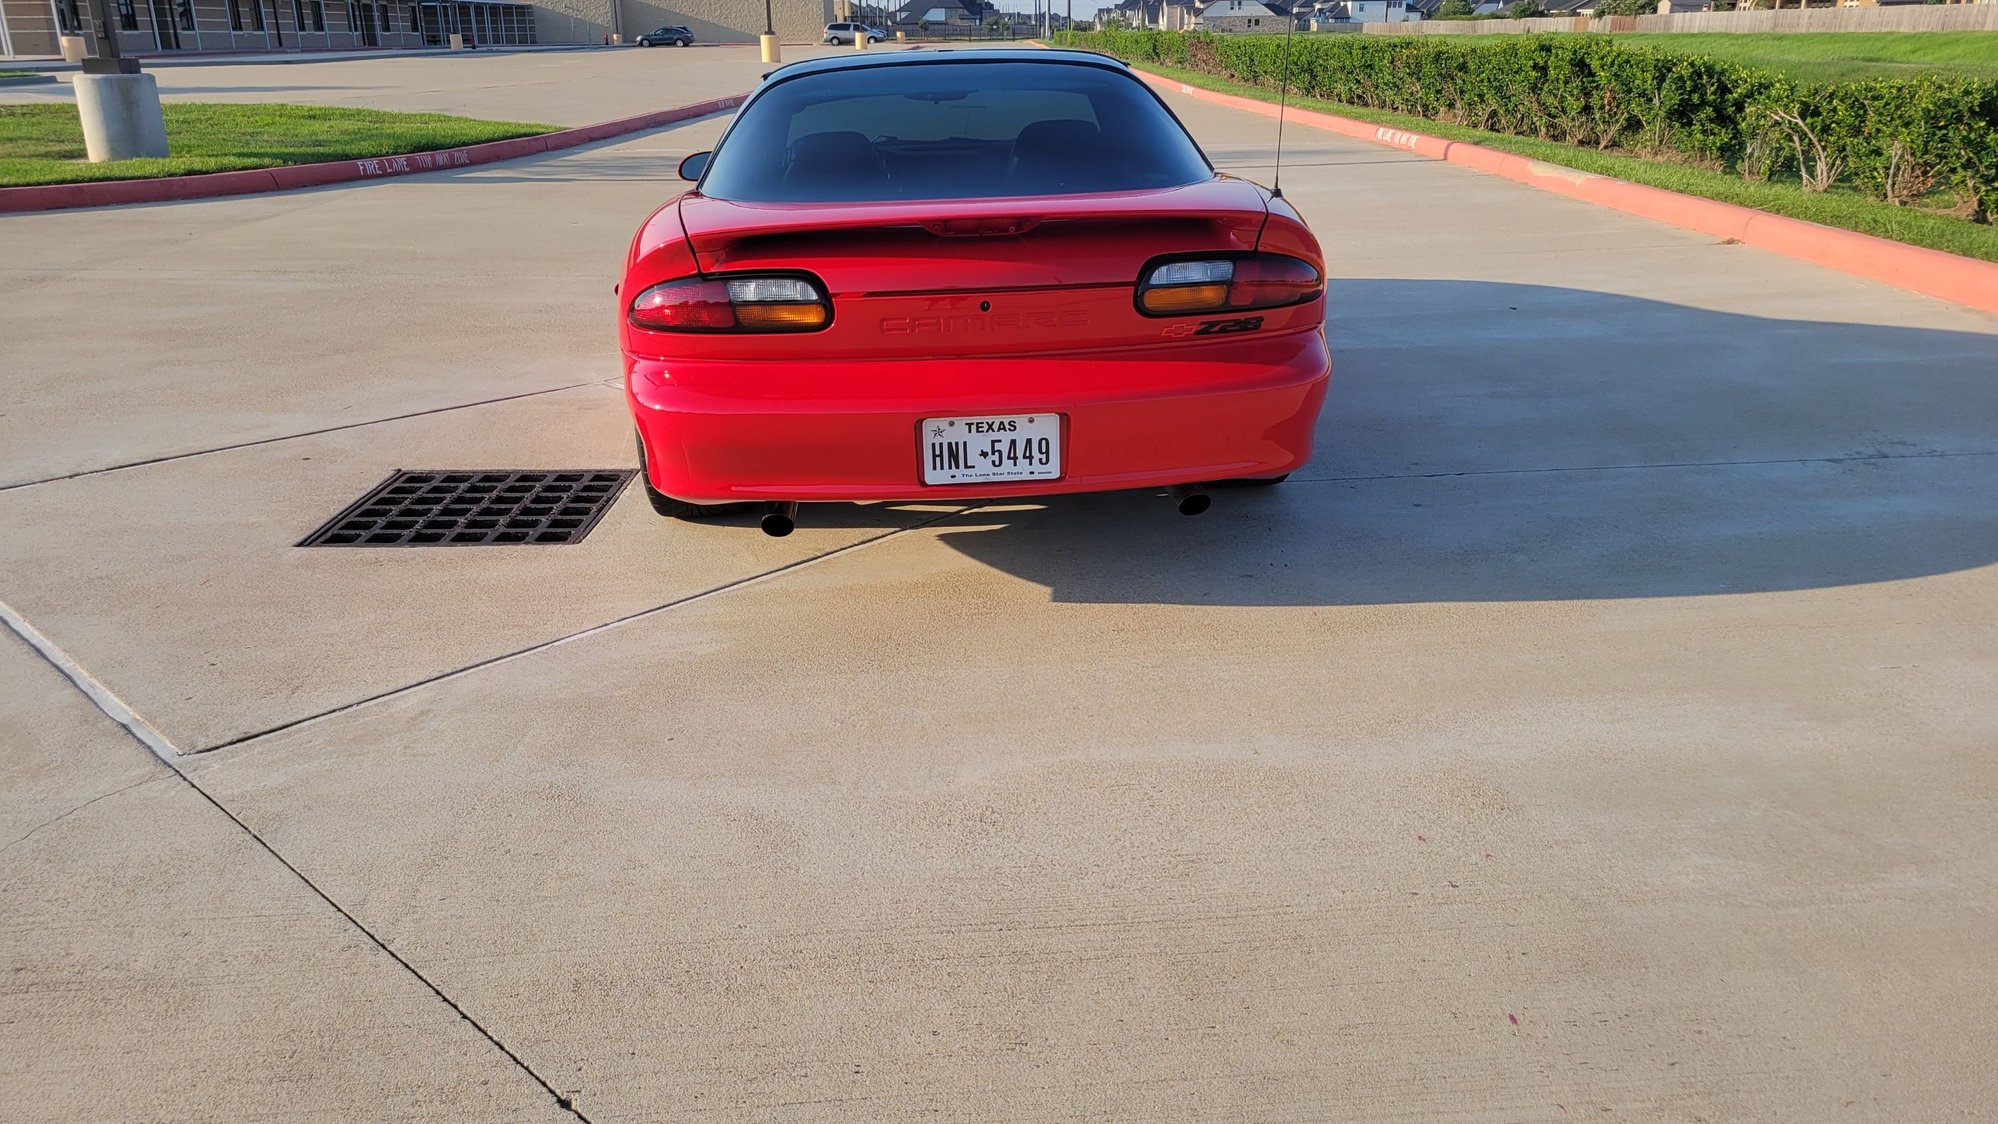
756, 486, 1210, 537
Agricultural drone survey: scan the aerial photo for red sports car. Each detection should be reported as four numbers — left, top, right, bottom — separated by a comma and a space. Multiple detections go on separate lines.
621, 48, 1330, 535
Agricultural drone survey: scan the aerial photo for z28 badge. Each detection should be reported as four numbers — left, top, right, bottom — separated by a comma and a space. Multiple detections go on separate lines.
1162, 316, 1265, 338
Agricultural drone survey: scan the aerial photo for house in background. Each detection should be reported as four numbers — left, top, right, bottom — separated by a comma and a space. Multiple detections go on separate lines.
1196, 0, 1286, 30
1094, 0, 1195, 27
1300, 0, 1414, 22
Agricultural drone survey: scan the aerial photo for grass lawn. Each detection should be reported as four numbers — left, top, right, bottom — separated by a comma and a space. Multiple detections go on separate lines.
0, 103, 557, 187
1614, 30, 1998, 84
1136, 60, 1998, 264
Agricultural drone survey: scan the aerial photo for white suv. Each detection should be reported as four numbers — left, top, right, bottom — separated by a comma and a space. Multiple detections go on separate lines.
823, 21, 886, 44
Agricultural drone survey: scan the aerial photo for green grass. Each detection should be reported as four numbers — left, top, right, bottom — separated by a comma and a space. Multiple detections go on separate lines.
1615, 30, 1998, 84
1137, 60, 1998, 263
0, 103, 557, 187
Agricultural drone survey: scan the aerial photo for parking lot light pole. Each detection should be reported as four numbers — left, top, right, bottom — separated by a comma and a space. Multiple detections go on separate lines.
760, 0, 780, 63
75, 0, 169, 161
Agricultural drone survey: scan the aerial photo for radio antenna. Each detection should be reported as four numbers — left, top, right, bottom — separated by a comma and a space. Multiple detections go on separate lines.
1271, 5, 1297, 199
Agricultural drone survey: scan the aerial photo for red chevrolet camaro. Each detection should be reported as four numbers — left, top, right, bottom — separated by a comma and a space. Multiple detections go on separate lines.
621, 48, 1330, 535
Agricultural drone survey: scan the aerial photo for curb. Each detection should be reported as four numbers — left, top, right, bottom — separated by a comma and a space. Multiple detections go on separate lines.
0, 93, 744, 214
1135, 70, 1998, 318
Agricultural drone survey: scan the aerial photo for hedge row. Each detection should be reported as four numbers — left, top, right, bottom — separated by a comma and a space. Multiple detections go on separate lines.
1054, 29, 1998, 222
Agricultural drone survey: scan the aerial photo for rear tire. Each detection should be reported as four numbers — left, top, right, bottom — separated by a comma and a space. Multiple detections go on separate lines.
636, 432, 756, 520
675, 37, 689, 46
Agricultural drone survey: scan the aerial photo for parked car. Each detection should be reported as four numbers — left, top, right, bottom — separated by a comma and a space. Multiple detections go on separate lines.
822, 21, 886, 44
637, 25, 694, 46
618, 50, 1330, 536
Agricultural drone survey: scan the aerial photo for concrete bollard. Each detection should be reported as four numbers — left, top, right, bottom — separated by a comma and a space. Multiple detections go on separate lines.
74, 72, 170, 162
60, 35, 88, 63
854, 30, 868, 49
759, 32, 779, 63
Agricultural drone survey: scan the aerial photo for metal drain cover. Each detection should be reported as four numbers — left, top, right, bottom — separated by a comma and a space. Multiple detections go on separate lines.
300, 470, 634, 547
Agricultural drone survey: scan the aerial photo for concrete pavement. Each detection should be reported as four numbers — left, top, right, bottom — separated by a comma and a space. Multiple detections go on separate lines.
0, 45, 845, 124
4, 53, 1998, 1121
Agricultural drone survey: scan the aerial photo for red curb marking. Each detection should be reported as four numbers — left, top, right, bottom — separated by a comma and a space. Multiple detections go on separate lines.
0, 94, 744, 214
1133, 70, 1998, 318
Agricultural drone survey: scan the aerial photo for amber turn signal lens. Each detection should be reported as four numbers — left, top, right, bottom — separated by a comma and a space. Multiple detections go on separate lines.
1139, 283, 1230, 314
735, 302, 829, 329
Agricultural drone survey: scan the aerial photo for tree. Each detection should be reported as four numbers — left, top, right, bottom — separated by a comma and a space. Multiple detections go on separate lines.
1436, 0, 1474, 15
1505, 0, 1543, 16
1591, 0, 1652, 15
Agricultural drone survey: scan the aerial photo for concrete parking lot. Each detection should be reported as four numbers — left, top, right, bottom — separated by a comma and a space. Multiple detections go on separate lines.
4, 48, 1997, 1122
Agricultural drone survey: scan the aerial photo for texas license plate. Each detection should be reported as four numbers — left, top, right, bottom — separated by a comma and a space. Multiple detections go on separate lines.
920, 414, 1062, 485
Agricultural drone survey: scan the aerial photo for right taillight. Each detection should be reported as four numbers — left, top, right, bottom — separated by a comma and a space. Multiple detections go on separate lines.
1136, 254, 1322, 317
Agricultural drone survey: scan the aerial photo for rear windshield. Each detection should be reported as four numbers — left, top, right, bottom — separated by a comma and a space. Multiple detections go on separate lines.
698, 61, 1214, 203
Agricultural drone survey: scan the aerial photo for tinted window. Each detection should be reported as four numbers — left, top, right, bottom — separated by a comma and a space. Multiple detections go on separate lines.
699, 61, 1213, 203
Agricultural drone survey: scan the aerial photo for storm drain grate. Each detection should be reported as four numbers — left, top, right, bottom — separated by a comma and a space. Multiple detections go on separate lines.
299, 469, 635, 547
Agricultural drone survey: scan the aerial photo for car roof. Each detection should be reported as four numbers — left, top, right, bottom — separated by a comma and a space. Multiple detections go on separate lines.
763, 48, 1130, 83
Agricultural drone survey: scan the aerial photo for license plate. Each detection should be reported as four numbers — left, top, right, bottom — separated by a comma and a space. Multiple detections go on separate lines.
920, 414, 1062, 485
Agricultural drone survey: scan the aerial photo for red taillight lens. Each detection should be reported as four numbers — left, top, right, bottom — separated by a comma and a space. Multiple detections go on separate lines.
1229, 255, 1322, 310
1136, 254, 1321, 317
628, 275, 829, 333
629, 278, 735, 330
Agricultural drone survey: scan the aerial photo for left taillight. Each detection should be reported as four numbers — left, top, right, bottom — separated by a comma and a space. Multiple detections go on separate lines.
1135, 254, 1323, 317
628, 274, 830, 333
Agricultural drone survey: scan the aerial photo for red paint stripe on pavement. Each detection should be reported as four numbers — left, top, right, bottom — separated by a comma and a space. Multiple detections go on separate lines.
1133, 68, 1998, 317
0, 94, 744, 215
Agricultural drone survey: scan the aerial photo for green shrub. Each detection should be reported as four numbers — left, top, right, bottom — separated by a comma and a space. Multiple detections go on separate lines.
1055, 28, 1998, 221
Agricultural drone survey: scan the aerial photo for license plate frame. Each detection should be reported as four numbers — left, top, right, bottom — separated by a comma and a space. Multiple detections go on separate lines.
919, 414, 1063, 486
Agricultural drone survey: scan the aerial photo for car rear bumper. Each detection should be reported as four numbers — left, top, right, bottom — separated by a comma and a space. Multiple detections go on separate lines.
626, 330, 1331, 504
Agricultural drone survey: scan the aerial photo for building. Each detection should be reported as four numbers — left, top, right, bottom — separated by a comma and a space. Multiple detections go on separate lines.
1194, 0, 1284, 29
1091, 0, 1193, 28
887, 0, 981, 32
1, 0, 832, 56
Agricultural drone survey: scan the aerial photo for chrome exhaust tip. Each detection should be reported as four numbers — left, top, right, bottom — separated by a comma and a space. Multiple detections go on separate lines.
760, 501, 799, 537
1168, 484, 1210, 517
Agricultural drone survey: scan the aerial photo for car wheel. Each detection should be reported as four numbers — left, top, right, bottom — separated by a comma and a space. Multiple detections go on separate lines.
676, 37, 689, 46
1210, 473, 1290, 488
869, 35, 882, 42
636, 432, 756, 520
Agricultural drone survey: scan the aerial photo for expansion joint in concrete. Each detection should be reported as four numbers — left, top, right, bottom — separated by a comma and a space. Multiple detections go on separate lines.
1, 597, 599, 1123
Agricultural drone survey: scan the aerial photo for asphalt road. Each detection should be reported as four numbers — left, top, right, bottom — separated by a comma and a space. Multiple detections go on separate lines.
4, 50, 1997, 1122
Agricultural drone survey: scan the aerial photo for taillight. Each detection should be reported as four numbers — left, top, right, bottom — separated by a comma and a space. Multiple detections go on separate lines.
1136, 254, 1322, 317
628, 274, 830, 332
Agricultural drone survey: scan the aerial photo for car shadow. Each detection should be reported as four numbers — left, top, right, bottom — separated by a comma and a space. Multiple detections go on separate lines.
758, 280, 1998, 605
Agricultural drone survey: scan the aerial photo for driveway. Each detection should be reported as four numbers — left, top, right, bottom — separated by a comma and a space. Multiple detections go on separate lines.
3, 53, 1996, 1122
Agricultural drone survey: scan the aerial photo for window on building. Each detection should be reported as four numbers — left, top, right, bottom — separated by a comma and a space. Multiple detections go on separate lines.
379, 2, 389, 28
117, 0, 138, 28
311, 0, 325, 28
177, 0, 195, 29
252, 0, 266, 28
408, 2, 419, 30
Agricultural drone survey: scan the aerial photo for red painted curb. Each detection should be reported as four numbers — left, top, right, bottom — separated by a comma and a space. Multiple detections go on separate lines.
1135, 70, 1998, 318
0, 94, 745, 215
